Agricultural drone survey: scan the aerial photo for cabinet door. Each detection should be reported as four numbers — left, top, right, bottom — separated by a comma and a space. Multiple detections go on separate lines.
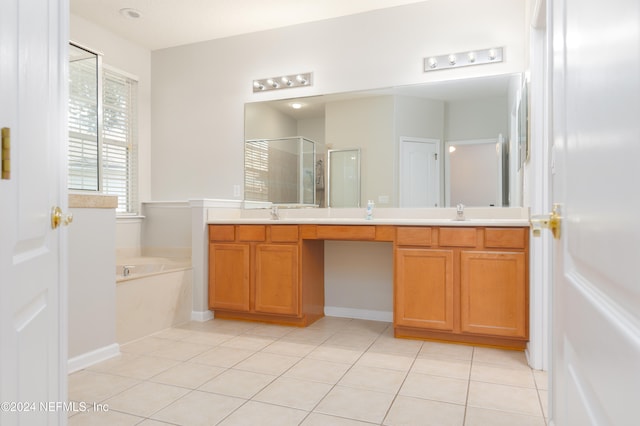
255, 244, 300, 316
209, 243, 250, 311
460, 251, 527, 338
395, 249, 454, 330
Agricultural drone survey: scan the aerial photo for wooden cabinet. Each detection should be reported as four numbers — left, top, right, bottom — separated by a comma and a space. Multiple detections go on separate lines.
208, 243, 250, 311
255, 244, 299, 315
208, 224, 322, 326
394, 226, 529, 349
208, 223, 528, 348
395, 248, 454, 330
460, 251, 527, 338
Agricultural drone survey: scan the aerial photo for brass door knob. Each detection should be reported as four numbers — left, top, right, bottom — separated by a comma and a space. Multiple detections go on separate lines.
531, 203, 562, 239
51, 206, 73, 229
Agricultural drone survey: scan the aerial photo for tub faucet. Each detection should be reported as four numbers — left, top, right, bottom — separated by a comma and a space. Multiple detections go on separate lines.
270, 205, 280, 220
455, 203, 465, 221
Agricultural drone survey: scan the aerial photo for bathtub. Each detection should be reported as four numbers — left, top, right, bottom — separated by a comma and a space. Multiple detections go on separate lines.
115, 256, 192, 344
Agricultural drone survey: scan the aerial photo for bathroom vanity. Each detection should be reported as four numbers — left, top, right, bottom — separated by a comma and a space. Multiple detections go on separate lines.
208, 215, 530, 350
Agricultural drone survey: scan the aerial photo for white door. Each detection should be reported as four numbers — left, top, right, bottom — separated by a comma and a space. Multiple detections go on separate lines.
550, 0, 640, 424
0, 0, 67, 424
399, 137, 440, 207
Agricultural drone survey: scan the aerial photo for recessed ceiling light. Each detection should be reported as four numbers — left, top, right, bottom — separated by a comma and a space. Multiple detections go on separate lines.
119, 8, 142, 19
291, 103, 303, 109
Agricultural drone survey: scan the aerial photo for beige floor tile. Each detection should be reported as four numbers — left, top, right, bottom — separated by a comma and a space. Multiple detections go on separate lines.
221, 335, 275, 351
119, 336, 175, 355
400, 372, 468, 405
152, 327, 195, 341
280, 328, 335, 344
471, 362, 536, 388
301, 413, 376, 426
234, 352, 301, 375
218, 400, 308, 426
411, 356, 471, 380
368, 335, 424, 356
262, 340, 317, 357
534, 369, 549, 390
254, 377, 333, 411
283, 358, 351, 384
136, 420, 176, 425
68, 370, 139, 403
419, 341, 474, 361
248, 323, 298, 338
355, 351, 415, 372
87, 354, 180, 380
151, 390, 244, 426
383, 395, 465, 426
338, 364, 407, 394
473, 347, 529, 369
342, 319, 390, 334
307, 345, 363, 364
104, 382, 189, 417
314, 385, 395, 424
199, 368, 276, 398
465, 406, 546, 426
189, 346, 255, 368
323, 331, 378, 350
307, 316, 354, 331
149, 362, 225, 388
147, 341, 213, 361
467, 381, 543, 417
181, 330, 235, 346
68, 408, 143, 426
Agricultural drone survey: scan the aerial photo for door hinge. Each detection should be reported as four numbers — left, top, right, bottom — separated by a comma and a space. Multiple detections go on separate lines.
2, 127, 10, 180
434, 153, 438, 160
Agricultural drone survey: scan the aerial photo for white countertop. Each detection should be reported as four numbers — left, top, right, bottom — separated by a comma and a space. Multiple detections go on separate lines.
206, 207, 531, 227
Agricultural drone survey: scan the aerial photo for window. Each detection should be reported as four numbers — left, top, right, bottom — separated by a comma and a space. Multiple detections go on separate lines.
68, 43, 138, 214
102, 69, 138, 214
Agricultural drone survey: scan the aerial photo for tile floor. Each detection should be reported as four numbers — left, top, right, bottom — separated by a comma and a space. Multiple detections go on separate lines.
68, 317, 548, 425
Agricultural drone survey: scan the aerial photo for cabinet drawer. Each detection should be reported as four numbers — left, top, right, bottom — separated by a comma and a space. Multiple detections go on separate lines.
396, 227, 433, 246
316, 225, 376, 240
209, 225, 235, 242
484, 228, 527, 249
238, 225, 266, 241
270, 225, 299, 242
439, 227, 477, 247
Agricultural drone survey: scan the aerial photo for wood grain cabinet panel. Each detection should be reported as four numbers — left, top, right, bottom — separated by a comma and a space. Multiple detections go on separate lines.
255, 244, 300, 316
396, 227, 432, 246
208, 243, 250, 311
460, 251, 527, 338
209, 225, 235, 242
484, 228, 527, 249
395, 249, 454, 330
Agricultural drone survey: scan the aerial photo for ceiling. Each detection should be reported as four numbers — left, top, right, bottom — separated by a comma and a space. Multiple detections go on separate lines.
70, 0, 428, 51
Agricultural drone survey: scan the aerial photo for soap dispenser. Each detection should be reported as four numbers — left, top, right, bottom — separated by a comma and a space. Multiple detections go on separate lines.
366, 200, 374, 220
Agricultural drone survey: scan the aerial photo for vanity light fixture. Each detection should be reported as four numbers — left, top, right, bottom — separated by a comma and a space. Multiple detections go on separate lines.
253, 72, 313, 93
424, 47, 503, 72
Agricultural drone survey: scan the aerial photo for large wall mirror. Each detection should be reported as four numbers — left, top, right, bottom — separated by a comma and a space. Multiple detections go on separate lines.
244, 72, 527, 208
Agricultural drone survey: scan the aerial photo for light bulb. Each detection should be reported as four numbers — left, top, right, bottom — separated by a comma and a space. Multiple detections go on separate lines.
448, 54, 456, 65
427, 58, 438, 69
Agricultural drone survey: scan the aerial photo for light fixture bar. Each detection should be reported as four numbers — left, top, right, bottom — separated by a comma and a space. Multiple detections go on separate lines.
253, 72, 313, 93
423, 47, 503, 72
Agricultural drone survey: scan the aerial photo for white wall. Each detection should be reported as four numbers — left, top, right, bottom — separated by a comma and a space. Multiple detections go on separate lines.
68, 208, 117, 363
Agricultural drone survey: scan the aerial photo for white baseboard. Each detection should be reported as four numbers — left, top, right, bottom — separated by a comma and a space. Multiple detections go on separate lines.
324, 306, 393, 322
68, 343, 120, 373
191, 310, 214, 322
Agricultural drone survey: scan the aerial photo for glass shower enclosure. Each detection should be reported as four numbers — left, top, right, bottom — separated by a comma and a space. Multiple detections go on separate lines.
244, 137, 316, 205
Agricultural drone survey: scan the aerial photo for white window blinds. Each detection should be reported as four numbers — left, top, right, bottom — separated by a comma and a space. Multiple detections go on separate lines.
68, 56, 99, 191
102, 69, 138, 214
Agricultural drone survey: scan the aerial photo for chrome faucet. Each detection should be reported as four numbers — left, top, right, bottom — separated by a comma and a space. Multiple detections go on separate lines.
270, 205, 280, 220
455, 203, 465, 221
